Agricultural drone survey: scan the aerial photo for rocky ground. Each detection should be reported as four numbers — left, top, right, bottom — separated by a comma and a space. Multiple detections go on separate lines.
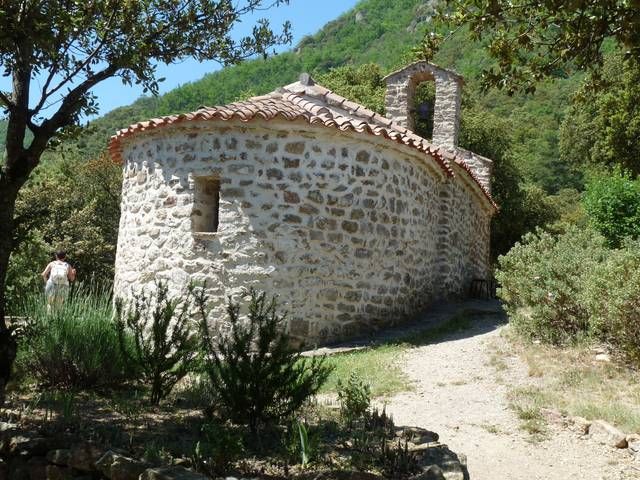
383, 303, 639, 480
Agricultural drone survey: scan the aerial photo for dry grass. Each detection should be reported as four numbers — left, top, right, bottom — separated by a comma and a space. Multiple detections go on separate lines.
503, 330, 640, 434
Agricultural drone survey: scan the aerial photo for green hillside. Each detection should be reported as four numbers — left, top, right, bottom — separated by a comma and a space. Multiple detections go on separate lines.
5, 0, 583, 192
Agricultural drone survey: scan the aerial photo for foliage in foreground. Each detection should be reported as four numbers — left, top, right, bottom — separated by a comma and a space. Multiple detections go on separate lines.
585, 242, 640, 366
115, 282, 200, 405
496, 226, 609, 344
17, 287, 133, 388
198, 288, 333, 435
497, 226, 640, 366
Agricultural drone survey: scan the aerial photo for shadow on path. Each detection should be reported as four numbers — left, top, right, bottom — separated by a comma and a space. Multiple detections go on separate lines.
305, 299, 508, 356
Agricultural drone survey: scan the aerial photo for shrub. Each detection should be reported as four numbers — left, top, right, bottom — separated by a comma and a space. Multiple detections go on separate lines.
191, 421, 245, 476
337, 372, 371, 426
115, 282, 200, 405
584, 241, 640, 365
197, 288, 333, 435
17, 287, 132, 388
583, 168, 640, 247
496, 226, 608, 343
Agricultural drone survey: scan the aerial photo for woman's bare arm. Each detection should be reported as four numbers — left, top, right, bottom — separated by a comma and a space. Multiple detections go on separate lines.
41, 263, 52, 282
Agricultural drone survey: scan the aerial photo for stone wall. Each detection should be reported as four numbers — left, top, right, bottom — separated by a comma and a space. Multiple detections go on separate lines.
114, 119, 492, 345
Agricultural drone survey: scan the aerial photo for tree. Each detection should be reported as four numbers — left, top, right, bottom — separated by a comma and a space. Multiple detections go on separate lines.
560, 53, 640, 175
582, 168, 640, 247
427, 1, 640, 93
0, 0, 292, 405
6, 152, 122, 312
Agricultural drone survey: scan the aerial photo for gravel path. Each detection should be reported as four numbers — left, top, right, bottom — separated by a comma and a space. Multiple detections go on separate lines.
384, 307, 637, 480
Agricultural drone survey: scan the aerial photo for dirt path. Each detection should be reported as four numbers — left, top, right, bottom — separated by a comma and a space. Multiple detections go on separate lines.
384, 308, 637, 480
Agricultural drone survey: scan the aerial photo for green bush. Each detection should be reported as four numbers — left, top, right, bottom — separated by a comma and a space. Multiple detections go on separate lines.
115, 282, 200, 405
496, 226, 608, 343
337, 372, 371, 426
584, 241, 640, 365
197, 288, 333, 435
583, 168, 640, 247
17, 287, 133, 388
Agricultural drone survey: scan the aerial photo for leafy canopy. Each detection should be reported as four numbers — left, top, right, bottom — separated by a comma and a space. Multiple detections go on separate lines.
582, 168, 640, 247
0, 1, 291, 120
560, 54, 640, 176
427, 1, 640, 93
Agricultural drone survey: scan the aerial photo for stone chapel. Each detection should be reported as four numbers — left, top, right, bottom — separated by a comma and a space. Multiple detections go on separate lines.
109, 61, 496, 344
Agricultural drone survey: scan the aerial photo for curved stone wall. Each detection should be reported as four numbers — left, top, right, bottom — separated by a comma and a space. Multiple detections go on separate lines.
114, 119, 492, 344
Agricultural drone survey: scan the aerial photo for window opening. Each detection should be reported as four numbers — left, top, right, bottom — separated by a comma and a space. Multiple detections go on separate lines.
411, 80, 436, 140
193, 176, 220, 233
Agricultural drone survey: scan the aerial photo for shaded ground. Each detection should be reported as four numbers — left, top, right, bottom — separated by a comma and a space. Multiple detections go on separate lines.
380, 303, 638, 480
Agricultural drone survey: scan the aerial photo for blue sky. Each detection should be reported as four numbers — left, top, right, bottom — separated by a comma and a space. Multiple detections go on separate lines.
1, 0, 359, 118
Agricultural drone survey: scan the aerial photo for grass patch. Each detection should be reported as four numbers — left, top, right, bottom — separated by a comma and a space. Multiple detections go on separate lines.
508, 386, 549, 440
321, 309, 482, 397
320, 345, 409, 397
480, 423, 501, 434
501, 328, 640, 434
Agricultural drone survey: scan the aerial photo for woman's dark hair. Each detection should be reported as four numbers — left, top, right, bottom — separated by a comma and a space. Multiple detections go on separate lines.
55, 250, 67, 260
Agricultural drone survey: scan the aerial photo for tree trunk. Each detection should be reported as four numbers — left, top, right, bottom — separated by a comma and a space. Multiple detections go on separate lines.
0, 182, 19, 406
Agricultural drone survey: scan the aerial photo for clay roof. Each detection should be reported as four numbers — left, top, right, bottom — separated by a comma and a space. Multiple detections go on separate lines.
109, 76, 496, 209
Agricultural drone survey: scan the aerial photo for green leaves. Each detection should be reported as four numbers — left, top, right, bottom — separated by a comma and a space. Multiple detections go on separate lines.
428, 1, 640, 93
583, 168, 640, 247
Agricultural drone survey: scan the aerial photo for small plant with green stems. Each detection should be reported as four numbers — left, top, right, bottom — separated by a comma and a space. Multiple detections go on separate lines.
379, 437, 418, 478
190, 421, 244, 476
337, 372, 371, 426
115, 281, 201, 405
297, 421, 311, 467
286, 420, 317, 468
196, 287, 333, 436
17, 286, 133, 388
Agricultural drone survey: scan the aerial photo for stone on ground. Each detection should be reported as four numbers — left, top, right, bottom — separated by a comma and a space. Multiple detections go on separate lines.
627, 434, 640, 457
411, 465, 447, 480
588, 420, 627, 449
96, 450, 149, 480
140, 466, 208, 480
46, 449, 71, 466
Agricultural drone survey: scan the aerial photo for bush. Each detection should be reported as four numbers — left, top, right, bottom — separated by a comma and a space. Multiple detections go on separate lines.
337, 372, 371, 426
197, 288, 333, 435
583, 168, 640, 247
496, 226, 608, 343
191, 421, 245, 476
17, 287, 132, 388
115, 281, 201, 405
584, 241, 640, 365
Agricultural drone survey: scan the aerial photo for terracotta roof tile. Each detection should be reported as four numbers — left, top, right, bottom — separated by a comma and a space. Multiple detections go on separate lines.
108, 77, 496, 209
